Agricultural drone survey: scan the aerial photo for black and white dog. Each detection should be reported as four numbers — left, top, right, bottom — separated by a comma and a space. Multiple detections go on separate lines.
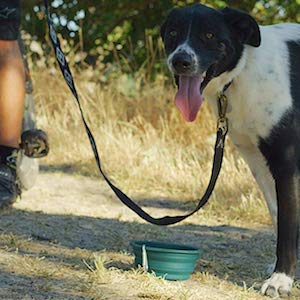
161, 4, 300, 298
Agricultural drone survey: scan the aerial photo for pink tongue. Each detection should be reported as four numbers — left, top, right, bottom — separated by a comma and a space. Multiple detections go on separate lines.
174, 75, 203, 122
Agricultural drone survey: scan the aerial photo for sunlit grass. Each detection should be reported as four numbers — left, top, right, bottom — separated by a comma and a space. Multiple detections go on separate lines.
6, 31, 296, 300
34, 66, 270, 226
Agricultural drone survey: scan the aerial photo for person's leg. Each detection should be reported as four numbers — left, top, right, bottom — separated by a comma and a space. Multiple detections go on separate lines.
0, 0, 24, 207
0, 40, 25, 147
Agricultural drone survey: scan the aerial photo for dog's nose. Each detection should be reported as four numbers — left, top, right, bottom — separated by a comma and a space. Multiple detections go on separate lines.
172, 53, 193, 73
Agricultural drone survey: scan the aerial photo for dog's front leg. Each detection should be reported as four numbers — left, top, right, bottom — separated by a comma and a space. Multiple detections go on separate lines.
261, 171, 299, 297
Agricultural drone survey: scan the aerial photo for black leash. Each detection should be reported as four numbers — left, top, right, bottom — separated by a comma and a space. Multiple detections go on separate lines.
43, 0, 229, 226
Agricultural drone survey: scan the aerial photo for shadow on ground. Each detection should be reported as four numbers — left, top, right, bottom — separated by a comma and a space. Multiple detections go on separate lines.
40, 164, 84, 175
0, 270, 86, 300
0, 204, 299, 299
0, 208, 277, 278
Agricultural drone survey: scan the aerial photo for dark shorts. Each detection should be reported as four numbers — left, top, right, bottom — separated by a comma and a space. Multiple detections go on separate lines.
0, 0, 21, 40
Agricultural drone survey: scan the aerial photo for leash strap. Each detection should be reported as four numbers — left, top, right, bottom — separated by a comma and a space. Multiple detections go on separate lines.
43, 0, 228, 226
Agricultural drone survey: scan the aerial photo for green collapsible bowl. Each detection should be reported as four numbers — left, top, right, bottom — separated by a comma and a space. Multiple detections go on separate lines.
130, 240, 202, 281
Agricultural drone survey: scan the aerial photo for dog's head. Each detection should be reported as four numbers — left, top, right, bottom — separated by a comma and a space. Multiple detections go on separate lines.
161, 4, 261, 121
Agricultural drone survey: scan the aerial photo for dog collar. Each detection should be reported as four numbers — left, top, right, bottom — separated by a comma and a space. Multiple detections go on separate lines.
223, 80, 233, 93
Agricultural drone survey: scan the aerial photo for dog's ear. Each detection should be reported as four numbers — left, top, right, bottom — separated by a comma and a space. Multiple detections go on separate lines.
221, 7, 261, 47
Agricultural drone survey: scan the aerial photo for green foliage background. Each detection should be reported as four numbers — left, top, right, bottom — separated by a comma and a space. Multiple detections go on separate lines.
21, 1, 300, 75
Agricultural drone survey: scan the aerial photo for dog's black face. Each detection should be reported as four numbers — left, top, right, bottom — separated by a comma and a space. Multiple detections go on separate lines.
161, 4, 261, 121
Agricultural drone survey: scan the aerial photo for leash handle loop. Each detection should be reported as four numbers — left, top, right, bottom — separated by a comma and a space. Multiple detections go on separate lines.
43, 0, 228, 226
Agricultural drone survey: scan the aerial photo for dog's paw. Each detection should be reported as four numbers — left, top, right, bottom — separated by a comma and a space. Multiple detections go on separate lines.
261, 272, 293, 298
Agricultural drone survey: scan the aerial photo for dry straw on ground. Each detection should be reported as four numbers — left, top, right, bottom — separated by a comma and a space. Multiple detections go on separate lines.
36, 65, 269, 225
2, 59, 300, 299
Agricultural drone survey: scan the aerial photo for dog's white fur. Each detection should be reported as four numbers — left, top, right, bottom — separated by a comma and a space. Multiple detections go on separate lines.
201, 24, 300, 294
261, 272, 294, 297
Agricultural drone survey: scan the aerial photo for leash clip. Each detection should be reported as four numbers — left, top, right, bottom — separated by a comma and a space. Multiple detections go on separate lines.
217, 93, 228, 119
217, 92, 228, 136
217, 117, 228, 137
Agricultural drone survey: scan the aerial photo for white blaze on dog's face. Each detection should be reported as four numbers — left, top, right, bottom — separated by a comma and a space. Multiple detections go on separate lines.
160, 4, 261, 122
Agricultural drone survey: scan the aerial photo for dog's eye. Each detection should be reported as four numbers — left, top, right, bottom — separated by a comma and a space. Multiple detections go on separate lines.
206, 33, 214, 39
169, 31, 177, 37
218, 42, 226, 51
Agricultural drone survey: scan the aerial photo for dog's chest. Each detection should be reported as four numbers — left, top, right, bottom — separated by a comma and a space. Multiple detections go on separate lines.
227, 82, 288, 145
207, 89, 290, 149
234, 79, 290, 144
205, 55, 292, 148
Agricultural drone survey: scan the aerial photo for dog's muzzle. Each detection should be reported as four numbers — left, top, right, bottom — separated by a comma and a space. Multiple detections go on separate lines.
172, 52, 194, 74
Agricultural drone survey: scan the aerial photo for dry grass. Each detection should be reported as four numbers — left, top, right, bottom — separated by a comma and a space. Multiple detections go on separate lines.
1, 31, 295, 298
2, 61, 286, 299
0, 233, 274, 300
34, 66, 270, 226
2, 229, 299, 300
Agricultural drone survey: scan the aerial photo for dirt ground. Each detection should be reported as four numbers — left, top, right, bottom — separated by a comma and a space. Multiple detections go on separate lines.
0, 170, 299, 300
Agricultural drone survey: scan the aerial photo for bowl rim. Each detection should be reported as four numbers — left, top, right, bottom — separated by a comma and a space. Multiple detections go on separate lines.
130, 240, 202, 254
